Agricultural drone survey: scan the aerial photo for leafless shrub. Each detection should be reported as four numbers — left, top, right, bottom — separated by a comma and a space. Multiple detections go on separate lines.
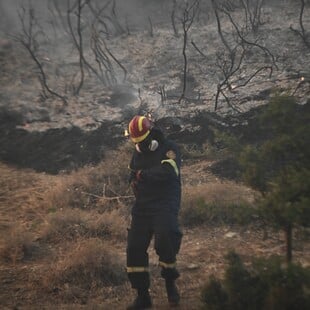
43, 238, 126, 290
13, 2, 67, 104
156, 85, 167, 105
86, 0, 126, 37
66, 0, 85, 95
240, 0, 266, 33
210, 0, 276, 111
14, 0, 127, 101
90, 27, 127, 85
179, 0, 200, 103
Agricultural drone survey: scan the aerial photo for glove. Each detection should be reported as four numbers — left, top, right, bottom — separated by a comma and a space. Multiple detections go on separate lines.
128, 170, 142, 184
128, 170, 142, 196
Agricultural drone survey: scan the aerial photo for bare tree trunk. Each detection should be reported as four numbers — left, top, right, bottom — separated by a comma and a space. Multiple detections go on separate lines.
179, 16, 188, 103
171, 0, 179, 37
285, 224, 293, 264
178, 0, 199, 104
211, 0, 233, 55
148, 16, 154, 37
75, 0, 84, 95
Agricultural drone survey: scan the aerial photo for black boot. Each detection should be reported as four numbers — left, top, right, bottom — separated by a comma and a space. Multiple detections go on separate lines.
165, 279, 180, 307
127, 290, 152, 310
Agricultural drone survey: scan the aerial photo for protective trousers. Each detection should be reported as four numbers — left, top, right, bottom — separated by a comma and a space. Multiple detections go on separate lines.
126, 212, 182, 291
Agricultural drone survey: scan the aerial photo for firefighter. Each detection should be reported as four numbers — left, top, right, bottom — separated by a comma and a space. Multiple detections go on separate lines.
126, 115, 183, 309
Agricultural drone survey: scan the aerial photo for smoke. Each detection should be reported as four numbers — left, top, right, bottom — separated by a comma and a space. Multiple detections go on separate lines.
0, 0, 20, 33
0, 0, 54, 35
0, 0, 173, 36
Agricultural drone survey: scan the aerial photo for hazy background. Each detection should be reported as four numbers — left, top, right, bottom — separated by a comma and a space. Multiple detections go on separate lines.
0, 0, 173, 35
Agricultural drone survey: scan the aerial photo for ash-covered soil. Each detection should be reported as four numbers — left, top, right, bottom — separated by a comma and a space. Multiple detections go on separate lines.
0, 0, 309, 174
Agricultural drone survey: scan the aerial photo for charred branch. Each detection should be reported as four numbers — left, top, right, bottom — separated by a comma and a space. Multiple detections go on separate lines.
240, 0, 265, 33
87, 0, 125, 37
156, 85, 167, 105
191, 40, 207, 58
99, 34, 127, 83
91, 29, 116, 86
48, 0, 70, 38
290, 0, 310, 49
66, 0, 85, 95
91, 28, 127, 85
148, 16, 154, 37
171, 0, 179, 37
211, 0, 233, 55
21, 41, 68, 105
211, 1, 277, 111
86, 0, 110, 37
67, 0, 124, 91
110, 0, 126, 36
75, 0, 85, 95
178, 0, 200, 104
221, 7, 277, 69
15, 3, 67, 104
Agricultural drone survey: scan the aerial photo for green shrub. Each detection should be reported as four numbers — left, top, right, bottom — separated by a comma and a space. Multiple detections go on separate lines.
201, 252, 310, 310
253, 257, 310, 310
201, 275, 229, 310
224, 251, 268, 310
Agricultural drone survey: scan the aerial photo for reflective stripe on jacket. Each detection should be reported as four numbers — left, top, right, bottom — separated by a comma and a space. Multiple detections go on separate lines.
129, 138, 181, 215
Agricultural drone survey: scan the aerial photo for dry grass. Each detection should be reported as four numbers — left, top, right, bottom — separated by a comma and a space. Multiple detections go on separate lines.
183, 181, 256, 205
41, 208, 128, 243
41, 208, 88, 242
0, 224, 35, 264
42, 238, 126, 290
44, 143, 133, 211
1, 150, 309, 308
0, 147, 260, 306
0, 149, 258, 266
85, 208, 128, 240
181, 181, 258, 226
0, 145, 132, 268
0, 163, 56, 226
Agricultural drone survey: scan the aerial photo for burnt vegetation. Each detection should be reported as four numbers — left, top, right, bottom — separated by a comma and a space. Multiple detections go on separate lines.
0, 0, 309, 309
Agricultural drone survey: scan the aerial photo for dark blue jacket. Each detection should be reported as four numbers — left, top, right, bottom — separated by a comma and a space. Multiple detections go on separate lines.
129, 129, 181, 216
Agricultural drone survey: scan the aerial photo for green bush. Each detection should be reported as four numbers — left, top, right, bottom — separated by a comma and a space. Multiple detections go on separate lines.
201, 275, 229, 310
253, 257, 310, 310
201, 252, 310, 310
224, 251, 268, 310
